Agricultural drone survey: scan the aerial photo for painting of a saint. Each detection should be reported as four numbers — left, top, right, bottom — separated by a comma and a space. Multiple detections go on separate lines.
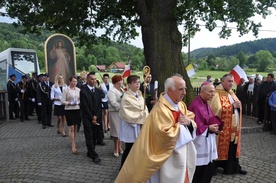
45, 34, 76, 85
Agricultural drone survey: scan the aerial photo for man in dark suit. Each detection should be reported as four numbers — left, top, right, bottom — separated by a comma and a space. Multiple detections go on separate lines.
28, 72, 38, 116
7, 74, 19, 120
16, 75, 30, 122
37, 74, 53, 129
257, 73, 275, 124
80, 72, 105, 164
243, 77, 259, 117
139, 74, 157, 112
36, 74, 44, 123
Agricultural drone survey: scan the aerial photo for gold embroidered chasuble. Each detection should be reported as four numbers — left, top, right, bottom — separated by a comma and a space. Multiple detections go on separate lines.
115, 93, 196, 183
209, 85, 242, 160
119, 89, 148, 124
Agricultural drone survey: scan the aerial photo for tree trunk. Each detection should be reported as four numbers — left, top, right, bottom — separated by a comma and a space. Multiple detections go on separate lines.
136, 0, 194, 105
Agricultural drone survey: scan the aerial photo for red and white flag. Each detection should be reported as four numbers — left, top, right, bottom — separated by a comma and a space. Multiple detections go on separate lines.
121, 64, 130, 78
229, 65, 248, 85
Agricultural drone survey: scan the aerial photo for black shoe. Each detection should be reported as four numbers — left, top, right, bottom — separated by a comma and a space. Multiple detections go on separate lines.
20, 119, 24, 122
9, 118, 16, 120
25, 118, 31, 121
270, 131, 276, 135
93, 157, 102, 164
87, 153, 92, 158
239, 169, 247, 175
257, 121, 263, 124
42, 125, 46, 129
38, 121, 42, 124
97, 141, 105, 146
47, 124, 54, 127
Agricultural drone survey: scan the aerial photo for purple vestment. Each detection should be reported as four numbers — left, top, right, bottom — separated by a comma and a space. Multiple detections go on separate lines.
188, 96, 215, 136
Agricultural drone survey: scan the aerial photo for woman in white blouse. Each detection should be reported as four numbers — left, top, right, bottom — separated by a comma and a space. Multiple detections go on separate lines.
61, 76, 81, 154
51, 74, 67, 137
107, 75, 124, 157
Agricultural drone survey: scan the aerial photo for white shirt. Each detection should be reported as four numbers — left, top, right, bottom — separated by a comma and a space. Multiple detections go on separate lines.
120, 119, 141, 143
51, 85, 67, 105
247, 83, 254, 94
101, 82, 113, 102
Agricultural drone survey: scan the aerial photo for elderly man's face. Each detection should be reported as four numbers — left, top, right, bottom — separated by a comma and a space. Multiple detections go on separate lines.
168, 77, 186, 103
201, 84, 215, 101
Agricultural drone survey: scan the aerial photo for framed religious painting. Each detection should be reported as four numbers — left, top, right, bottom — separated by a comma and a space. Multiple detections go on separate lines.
44, 33, 76, 85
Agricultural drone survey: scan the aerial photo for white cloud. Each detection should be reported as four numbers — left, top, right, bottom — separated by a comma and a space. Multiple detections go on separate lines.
1, 7, 275, 53
130, 11, 276, 52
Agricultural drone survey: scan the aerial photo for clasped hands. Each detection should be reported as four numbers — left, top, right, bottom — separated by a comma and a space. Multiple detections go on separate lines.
70, 98, 78, 105
233, 100, 241, 109
178, 113, 191, 126
209, 124, 220, 134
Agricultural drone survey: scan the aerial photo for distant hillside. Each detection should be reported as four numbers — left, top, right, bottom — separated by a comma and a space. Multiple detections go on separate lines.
0, 22, 145, 71
190, 38, 276, 58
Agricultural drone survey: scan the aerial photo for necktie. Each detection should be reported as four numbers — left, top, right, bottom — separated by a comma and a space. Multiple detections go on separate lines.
147, 84, 150, 91
135, 94, 138, 98
91, 87, 94, 93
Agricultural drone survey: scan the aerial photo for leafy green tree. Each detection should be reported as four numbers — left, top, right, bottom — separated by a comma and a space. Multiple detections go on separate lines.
10, 39, 28, 48
247, 55, 258, 68
195, 58, 207, 70
0, 38, 10, 51
36, 50, 45, 70
130, 55, 143, 70
87, 54, 97, 66
271, 51, 276, 58
206, 54, 216, 69
3, 0, 274, 103
228, 56, 240, 70
88, 65, 98, 73
236, 51, 247, 68
256, 50, 273, 72
216, 57, 228, 71
76, 54, 90, 71
86, 44, 107, 65
105, 46, 120, 65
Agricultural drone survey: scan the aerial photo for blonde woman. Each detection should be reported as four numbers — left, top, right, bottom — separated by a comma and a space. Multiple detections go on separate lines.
61, 76, 81, 154
51, 74, 67, 137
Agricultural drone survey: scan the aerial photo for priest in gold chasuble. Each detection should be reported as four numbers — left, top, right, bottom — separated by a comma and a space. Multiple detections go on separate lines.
115, 75, 197, 183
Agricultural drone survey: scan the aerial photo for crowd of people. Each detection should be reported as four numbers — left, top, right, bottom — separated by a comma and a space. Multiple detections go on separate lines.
209, 73, 276, 132
233, 73, 276, 131
6, 71, 276, 182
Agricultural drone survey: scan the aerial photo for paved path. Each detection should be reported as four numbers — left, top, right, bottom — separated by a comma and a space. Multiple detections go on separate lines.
0, 115, 275, 183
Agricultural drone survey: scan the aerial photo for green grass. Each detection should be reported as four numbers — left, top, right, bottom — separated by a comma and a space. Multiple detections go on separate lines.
85, 69, 270, 88
189, 69, 269, 87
